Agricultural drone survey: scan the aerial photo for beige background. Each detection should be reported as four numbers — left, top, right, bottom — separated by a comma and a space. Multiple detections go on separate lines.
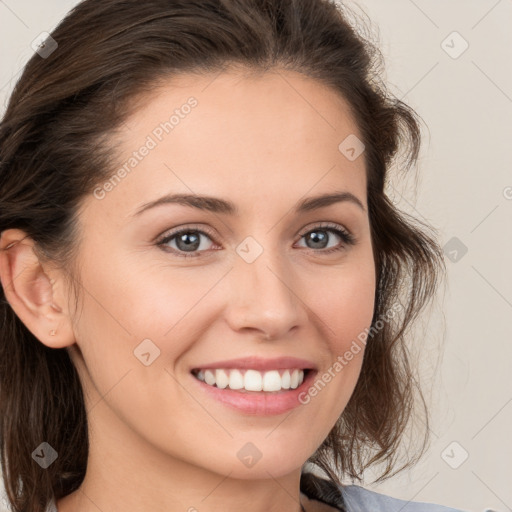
1, 1, 511, 511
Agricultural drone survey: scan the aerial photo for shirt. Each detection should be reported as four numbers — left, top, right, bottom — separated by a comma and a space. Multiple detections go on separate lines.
44, 471, 471, 512
299, 471, 468, 511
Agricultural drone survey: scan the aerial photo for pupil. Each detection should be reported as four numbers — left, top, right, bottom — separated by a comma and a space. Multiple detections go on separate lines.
177, 232, 200, 251
308, 231, 327, 249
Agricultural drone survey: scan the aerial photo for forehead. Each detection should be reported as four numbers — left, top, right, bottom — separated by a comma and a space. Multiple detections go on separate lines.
88, 68, 367, 220
127, 67, 363, 149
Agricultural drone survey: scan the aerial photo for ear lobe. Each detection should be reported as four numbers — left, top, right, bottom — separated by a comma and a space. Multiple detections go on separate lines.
0, 228, 75, 349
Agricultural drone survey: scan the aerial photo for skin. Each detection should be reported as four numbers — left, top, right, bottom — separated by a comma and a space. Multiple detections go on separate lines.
0, 68, 376, 512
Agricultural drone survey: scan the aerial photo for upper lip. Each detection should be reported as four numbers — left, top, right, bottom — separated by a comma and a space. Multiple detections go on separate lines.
191, 356, 317, 372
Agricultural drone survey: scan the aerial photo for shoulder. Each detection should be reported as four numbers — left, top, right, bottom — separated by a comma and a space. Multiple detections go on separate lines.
340, 484, 468, 512
299, 471, 468, 512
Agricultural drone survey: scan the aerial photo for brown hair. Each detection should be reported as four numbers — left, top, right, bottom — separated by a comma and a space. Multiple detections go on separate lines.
0, 0, 445, 510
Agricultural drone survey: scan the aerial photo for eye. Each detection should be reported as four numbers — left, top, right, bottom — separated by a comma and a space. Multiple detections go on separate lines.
156, 225, 218, 259
156, 222, 356, 259
296, 222, 356, 254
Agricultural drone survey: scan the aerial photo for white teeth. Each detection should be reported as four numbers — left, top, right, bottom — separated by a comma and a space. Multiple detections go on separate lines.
262, 370, 281, 392
244, 369, 262, 391
290, 369, 299, 388
228, 369, 244, 390
281, 370, 291, 389
204, 370, 215, 386
215, 369, 229, 389
194, 368, 306, 392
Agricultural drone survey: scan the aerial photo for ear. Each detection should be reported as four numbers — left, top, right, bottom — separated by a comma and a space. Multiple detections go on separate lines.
0, 228, 75, 349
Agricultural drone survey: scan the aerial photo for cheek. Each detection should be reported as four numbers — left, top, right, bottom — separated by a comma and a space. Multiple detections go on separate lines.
310, 258, 376, 352
302, 257, 375, 400
287, 259, 375, 449
78, 254, 209, 342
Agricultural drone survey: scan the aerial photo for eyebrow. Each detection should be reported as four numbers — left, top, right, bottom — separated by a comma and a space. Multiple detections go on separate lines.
132, 190, 366, 217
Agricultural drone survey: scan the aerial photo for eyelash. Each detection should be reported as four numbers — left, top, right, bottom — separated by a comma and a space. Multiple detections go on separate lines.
156, 222, 356, 259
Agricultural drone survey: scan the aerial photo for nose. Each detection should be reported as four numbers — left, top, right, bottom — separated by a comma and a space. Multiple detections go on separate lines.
223, 245, 308, 341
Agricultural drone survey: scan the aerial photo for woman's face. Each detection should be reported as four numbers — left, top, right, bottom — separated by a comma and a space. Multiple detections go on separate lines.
65, 68, 376, 480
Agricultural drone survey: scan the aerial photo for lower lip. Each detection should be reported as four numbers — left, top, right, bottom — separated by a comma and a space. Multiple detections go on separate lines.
190, 370, 317, 416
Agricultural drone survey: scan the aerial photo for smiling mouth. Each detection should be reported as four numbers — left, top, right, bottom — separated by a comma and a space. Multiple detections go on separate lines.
191, 368, 313, 393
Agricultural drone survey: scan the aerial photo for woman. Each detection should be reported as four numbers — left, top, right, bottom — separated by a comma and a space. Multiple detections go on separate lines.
0, 0, 468, 511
